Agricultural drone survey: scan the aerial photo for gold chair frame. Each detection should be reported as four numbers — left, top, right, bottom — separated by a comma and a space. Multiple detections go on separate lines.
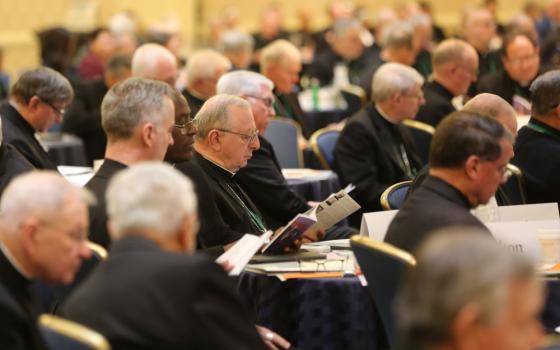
309, 128, 340, 170
380, 180, 413, 211
39, 314, 111, 350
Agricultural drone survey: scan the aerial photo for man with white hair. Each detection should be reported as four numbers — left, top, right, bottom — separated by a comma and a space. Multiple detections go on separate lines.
0, 171, 92, 349
182, 49, 231, 116
62, 163, 267, 350
218, 30, 255, 70
86, 77, 176, 248
192, 94, 263, 236
333, 63, 424, 227
131, 43, 178, 86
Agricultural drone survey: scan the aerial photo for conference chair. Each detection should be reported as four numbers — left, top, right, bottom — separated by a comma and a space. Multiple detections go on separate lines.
350, 236, 416, 350
380, 180, 413, 210
35, 241, 108, 314
498, 163, 528, 205
264, 117, 304, 168
39, 314, 111, 350
340, 84, 367, 117
402, 119, 435, 166
309, 128, 340, 169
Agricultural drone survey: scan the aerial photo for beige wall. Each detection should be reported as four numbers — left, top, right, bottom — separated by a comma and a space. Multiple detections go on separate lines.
0, 0, 545, 82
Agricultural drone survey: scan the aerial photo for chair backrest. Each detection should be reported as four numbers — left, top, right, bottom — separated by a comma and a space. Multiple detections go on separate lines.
39, 314, 111, 350
499, 163, 528, 205
350, 236, 416, 350
402, 119, 435, 166
340, 84, 367, 117
35, 242, 107, 314
309, 128, 340, 169
380, 180, 413, 210
264, 117, 304, 168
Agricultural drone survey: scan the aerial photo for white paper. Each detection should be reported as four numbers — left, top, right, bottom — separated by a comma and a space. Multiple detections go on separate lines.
216, 231, 272, 276
360, 210, 398, 241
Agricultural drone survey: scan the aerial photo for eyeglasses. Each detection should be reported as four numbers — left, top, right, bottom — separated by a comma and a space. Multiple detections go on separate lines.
506, 53, 538, 66
39, 97, 65, 116
174, 114, 195, 135
217, 128, 259, 143
246, 95, 274, 108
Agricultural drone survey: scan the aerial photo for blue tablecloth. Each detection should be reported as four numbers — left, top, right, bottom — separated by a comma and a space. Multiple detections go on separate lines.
39, 133, 88, 166
285, 171, 341, 202
238, 272, 382, 350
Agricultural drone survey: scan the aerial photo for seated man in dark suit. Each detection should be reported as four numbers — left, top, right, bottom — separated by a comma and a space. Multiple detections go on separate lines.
192, 94, 267, 235
1, 67, 73, 169
396, 232, 544, 350
513, 70, 560, 205
62, 54, 131, 165
416, 39, 479, 128
86, 78, 176, 248
260, 39, 310, 138
333, 63, 424, 228
385, 111, 514, 252
476, 30, 540, 114
62, 163, 269, 350
182, 49, 231, 117
218, 70, 354, 240
307, 18, 375, 89
0, 171, 92, 350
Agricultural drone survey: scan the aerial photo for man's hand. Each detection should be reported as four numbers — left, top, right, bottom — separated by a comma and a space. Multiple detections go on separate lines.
256, 325, 291, 350
301, 228, 324, 244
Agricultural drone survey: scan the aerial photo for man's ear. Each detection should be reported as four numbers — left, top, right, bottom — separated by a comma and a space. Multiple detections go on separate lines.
20, 218, 40, 257
27, 96, 41, 111
207, 130, 222, 152
464, 155, 481, 180
450, 304, 483, 349
141, 122, 155, 148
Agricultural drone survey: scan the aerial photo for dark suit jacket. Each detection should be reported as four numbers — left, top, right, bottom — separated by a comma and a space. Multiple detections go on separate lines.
193, 152, 267, 235
85, 159, 127, 248
0, 248, 48, 350
306, 47, 375, 88
273, 91, 310, 138
181, 88, 205, 117
236, 136, 311, 230
174, 161, 243, 249
468, 49, 503, 97
476, 69, 532, 105
61, 79, 108, 165
61, 237, 266, 350
513, 118, 560, 205
384, 176, 490, 253
333, 104, 421, 227
415, 80, 456, 128
0, 103, 57, 170
0, 143, 34, 195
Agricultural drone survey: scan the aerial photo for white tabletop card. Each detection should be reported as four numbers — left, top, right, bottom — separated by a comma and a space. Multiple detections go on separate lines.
359, 210, 398, 242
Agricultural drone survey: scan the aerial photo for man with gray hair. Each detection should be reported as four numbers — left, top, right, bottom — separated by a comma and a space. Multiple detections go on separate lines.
62, 162, 268, 350
513, 69, 560, 205
86, 77, 176, 248
182, 49, 231, 116
1, 67, 74, 169
192, 94, 264, 236
385, 111, 514, 252
0, 171, 92, 349
333, 62, 424, 227
396, 232, 543, 350
218, 30, 255, 70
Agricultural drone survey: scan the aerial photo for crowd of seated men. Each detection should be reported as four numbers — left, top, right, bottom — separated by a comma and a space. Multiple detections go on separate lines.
1, 0, 560, 349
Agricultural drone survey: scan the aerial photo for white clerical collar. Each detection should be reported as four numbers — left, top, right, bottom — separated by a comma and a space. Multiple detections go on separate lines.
200, 153, 236, 176
375, 105, 399, 125
0, 242, 32, 280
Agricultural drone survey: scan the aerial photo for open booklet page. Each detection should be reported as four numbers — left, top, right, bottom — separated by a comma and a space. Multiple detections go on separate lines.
215, 231, 273, 276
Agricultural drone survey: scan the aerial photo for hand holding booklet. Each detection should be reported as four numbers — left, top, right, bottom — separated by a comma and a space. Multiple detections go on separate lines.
216, 231, 273, 276
261, 184, 360, 254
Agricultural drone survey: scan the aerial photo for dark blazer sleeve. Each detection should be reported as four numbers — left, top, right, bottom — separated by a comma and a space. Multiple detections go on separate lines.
61, 82, 104, 135
191, 261, 266, 350
333, 116, 389, 210
236, 145, 310, 230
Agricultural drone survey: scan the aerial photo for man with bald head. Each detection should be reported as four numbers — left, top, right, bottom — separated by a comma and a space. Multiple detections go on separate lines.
0, 171, 92, 349
131, 43, 178, 86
